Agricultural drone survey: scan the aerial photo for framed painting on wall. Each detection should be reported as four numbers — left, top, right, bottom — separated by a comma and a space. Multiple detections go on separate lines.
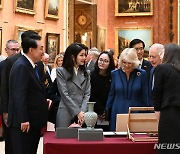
0, 28, 2, 54
115, 0, 153, 16
45, 0, 60, 20
115, 27, 153, 57
46, 33, 60, 63
0, 0, 3, 9
15, 0, 36, 15
14, 26, 42, 46
97, 25, 106, 52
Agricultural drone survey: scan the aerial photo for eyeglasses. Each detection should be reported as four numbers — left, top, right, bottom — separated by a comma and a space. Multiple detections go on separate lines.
135, 47, 144, 51
99, 58, 109, 64
7, 47, 19, 52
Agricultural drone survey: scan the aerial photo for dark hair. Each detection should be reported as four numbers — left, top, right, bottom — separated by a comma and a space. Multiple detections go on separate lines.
21, 34, 41, 53
163, 43, 180, 71
94, 51, 115, 76
21, 30, 38, 41
129, 39, 145, 48
62, 43, 88, 80
108, 48, 114, 56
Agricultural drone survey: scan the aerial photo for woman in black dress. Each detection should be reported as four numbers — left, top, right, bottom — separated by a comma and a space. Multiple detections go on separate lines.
89, 51, 115, 131
153, 44, 180, 154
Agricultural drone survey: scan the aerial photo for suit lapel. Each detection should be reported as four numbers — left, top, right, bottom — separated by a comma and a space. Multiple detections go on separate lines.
22, 56, 45, 90
142, 59, 147, 69
72, 69, 85, 89
78, 70, 85, 86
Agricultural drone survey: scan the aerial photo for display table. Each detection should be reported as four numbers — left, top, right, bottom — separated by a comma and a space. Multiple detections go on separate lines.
43, 131, 157, 154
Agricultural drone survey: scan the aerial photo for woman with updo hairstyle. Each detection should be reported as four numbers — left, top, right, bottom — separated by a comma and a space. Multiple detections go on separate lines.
106, 48, 148, 131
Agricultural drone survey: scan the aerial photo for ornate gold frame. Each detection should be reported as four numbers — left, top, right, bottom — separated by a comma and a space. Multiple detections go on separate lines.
0, 0, 3, 9
97, 25, 106, 52
45, 0, 60, 20
68, 0, 75, 45
115, 0, 153, 16
46, 33, 60, 63
0, 28, 2, 54
14, 26, 42, 46
15, 0, 36, 15
115, 27, 153, 58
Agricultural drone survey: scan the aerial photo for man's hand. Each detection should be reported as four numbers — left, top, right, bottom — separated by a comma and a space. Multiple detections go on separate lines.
21, 122, 30, 133
3, 113, 8, 127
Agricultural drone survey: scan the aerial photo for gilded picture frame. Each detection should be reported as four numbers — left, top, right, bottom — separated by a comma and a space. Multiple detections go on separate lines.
115, 27, 153, 58
0, 28, 2, 54
115, 0, 153, 16
14, 26, 42, 46
45, 0, 60, 20
15, 0, 36, 15
46, 33, 60, 63
0, 0, 3, 9
97, 25, 106, 52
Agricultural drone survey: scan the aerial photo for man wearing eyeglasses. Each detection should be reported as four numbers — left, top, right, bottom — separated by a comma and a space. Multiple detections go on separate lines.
129, 39, 152, 80
0, 40, 19, 154
5, 40, 19, 57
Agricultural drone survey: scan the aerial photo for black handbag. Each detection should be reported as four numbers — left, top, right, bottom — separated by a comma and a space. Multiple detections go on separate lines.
48, 102, 59, 124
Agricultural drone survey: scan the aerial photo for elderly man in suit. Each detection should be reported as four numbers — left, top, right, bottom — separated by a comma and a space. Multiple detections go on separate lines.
148, 43, 165, 107
129, 39, 152, 80
8, 33, 48, 154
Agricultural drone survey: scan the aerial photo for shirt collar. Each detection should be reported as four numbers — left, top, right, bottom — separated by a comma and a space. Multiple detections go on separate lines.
74, 67, 79, 75
139, 59, 143, 65
23, 54, 36, 68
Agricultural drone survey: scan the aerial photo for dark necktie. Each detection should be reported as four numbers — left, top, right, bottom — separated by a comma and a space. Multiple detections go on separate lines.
34, 66, 40, 80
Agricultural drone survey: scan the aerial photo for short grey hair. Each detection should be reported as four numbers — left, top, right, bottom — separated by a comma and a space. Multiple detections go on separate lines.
6, 40, 18, 48
119, 48, 140, 69
88, 47, 99, 60
149, 43, 165, 59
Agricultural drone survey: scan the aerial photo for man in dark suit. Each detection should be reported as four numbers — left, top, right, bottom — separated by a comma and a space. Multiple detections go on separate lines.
129, 39, 152, 80
8, 33, 48, 154
1, 31, 37, 154
148, 43, 165, 107
37, 53, 52, 94
0, 40, 20, 153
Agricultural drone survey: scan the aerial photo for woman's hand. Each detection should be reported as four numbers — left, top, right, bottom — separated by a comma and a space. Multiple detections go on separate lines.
98, 112, 106, 121
77, 111, 84, 126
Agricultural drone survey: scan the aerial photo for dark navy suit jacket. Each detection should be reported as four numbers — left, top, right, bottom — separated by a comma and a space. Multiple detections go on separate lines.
141, 59, 152, 81
8, 55, 48, 129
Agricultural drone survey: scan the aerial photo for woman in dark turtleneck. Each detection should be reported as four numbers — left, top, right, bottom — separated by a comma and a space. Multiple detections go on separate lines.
90, 51, 115, 131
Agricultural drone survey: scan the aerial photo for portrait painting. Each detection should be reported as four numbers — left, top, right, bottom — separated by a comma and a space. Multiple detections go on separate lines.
115, 27, 152, 57
45, 0, 60, 20
115, 0, 153, 16
46, 33, 60, 63
15, 0, 36, 15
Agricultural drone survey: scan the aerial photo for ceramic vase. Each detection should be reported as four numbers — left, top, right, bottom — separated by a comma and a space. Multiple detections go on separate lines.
84, 102, 97, 129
